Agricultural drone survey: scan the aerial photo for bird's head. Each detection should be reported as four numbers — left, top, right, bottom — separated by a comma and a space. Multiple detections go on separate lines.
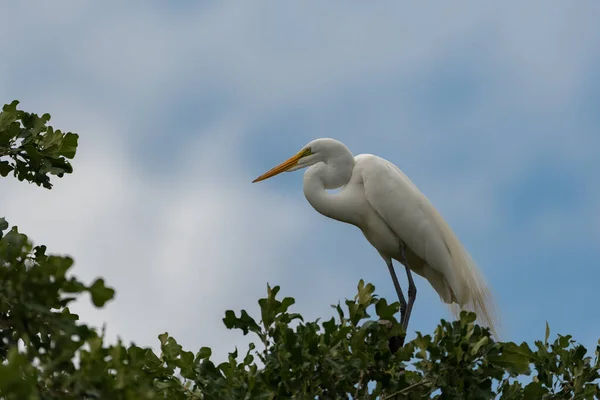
252, 138, 350, 183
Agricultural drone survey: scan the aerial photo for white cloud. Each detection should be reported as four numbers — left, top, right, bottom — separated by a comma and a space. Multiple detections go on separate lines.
0, 106, 311, 359
4, 2, 598, 121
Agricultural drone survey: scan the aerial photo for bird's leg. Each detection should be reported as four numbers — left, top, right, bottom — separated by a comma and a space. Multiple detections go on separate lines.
400, 243, 417, 331
386, 259, 407, 322
386, 258, 407, 353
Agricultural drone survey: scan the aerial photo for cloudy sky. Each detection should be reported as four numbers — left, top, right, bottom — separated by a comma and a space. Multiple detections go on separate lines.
1, 1, 599, 360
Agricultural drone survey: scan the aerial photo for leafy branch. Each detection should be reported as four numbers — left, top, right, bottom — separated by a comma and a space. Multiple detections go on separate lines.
0, 100, 78, 189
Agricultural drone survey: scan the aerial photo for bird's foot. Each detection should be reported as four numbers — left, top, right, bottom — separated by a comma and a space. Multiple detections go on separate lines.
388, 334, 406, 354
378, 319, 406, 353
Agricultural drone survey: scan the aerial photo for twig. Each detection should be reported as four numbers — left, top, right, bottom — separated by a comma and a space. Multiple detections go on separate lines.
181, 379, 203, 399
0, 147, 17, 157
381, 379, 429, 399
355, 370, 365, 398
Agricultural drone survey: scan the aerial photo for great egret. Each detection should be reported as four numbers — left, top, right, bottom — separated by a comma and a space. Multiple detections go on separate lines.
252, 138, 499, 340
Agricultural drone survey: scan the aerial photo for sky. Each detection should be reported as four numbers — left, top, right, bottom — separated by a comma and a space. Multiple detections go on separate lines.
1, 1, 599, 361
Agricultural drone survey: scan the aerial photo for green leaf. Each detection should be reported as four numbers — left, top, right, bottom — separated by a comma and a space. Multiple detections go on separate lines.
158, 332, 169, 346
223, 309, 261, 335
0, 161, 12, 177
523, 381, 549, 399
279, 297, 295, 314
471, 336, 489, 356
0, 100, 19, 132
89, 278, 115, 307
258, 284, 281, 329
197, 347, 212, 359
2, 226, 29, 259
177, 350, 194, 369
143, 348, 163, 372
163, 337, 182, 361
355, 279, 376, 308
558, 334, 572, 349
459, 311, 477, 324
50, 255, 74, 279
488, 343, 532, 376
59, 133, 79, 159
154, 380, 172, 389
545, 321, 550, 345
375, 298, 399, 321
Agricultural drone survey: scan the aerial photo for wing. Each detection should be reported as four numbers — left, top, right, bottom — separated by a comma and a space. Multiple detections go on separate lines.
357, 154, 500, 336
358, 155, 456, 287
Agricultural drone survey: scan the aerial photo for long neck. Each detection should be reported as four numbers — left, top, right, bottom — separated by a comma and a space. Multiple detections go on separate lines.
302, 155, 361, 226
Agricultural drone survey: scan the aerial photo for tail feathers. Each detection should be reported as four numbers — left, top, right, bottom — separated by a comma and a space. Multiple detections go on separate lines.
450, 249, 501, 339
429, 206, 502, 339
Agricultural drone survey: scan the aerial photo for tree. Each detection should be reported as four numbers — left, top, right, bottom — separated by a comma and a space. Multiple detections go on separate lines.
1, 100, 599, 399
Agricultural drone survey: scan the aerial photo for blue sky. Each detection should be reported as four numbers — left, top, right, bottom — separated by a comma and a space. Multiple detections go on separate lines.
1, 1, 599, 360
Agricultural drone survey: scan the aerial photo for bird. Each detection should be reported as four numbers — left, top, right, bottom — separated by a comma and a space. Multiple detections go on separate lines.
252, 138, 500, 341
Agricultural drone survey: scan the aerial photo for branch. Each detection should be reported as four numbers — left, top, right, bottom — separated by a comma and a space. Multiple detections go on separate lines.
382, 379, 430, 399
355, 370, 365, 398
0, 146, 20, 158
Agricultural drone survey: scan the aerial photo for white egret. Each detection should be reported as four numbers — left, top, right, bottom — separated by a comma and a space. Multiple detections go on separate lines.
253, 138, 499, 340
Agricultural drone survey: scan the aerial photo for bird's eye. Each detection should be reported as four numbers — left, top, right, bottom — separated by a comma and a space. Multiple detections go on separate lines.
302, 148, 312, 157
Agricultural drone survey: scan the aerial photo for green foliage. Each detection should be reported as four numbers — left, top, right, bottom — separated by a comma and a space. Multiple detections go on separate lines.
1, 101, 599, 399
155, 281, 599, 399
0, 100, 78, 189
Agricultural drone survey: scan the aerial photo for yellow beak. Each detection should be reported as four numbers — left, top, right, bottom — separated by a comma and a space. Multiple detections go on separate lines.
252, 152, 304, 183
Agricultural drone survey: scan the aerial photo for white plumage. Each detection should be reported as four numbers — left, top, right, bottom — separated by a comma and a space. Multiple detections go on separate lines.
253, 138, 499, 337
